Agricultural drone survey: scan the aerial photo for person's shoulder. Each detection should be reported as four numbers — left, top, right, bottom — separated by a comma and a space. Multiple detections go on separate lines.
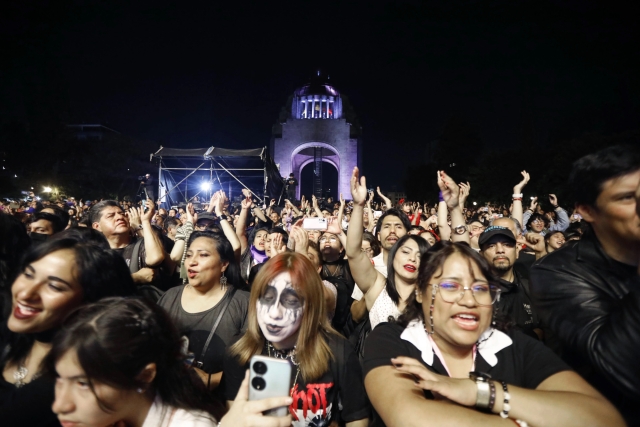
169, 408, 217, 427
231, 288, 250, 303
157, 285, 183, 307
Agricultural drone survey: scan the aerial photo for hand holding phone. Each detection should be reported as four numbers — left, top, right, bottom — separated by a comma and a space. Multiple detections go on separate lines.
249, 355, 292, 417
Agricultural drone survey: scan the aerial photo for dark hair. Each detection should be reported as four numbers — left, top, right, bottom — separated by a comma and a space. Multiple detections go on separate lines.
569, 145, 640, 207
164, 217, 180, 232
374, 208, 411, 237
3, 231, 136, 366
44, 297, 217, 415
39, 205, 70, 230
248, 226, 269, 248
362, 231, 381, 257
385, 235, 431, 305
307, 240, 323, 267
88, 200, 123, 225
0, 214, 31, 302
544, 231, 565, 252
187, 231, 243, 288
525, 212, 548, 231
397, 241, 507, 330
31, 212, 66, 234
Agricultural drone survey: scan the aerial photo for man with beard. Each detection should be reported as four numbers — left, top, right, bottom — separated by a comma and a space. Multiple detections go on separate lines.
479, 226, 541, 340
319, 230, 355, 333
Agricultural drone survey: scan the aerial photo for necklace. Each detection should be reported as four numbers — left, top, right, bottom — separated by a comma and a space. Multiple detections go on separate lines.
13, 364, 31, 388
266, 341, 300, 392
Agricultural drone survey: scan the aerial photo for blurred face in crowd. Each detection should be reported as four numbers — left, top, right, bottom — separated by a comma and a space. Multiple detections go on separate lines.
269, 212, 280, 223
92, 206, 129, 237
53, 349, 146, 427
257, 272, 303, 350
307, 230, 322, 243
361, 240, 374, 259
252, 230, 268, 252
9, 249, 83, 334
319, 232, 342, 259
481, 236, 519, 275
422, 232, 437, 246
529, 217, 545, 233
377, 215, 407, 252
30, 219, 55, 236
265, 233, 286, 258
547, 232, 565, 251
168, 209, 176, 217
469, 221, 485, 238
577, 170, 640, 248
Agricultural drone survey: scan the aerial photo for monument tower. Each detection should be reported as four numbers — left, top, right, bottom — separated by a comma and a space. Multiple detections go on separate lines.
271, 72, 362, 200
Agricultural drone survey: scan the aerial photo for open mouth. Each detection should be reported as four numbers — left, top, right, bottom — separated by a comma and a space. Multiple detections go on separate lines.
14, 302, 42, 320
452, 313, 479, 330
403, 264, 416, 272
187, 269, 197, 278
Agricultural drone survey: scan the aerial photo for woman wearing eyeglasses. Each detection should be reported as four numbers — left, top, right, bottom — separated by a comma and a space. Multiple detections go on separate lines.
363, 241, 624, 427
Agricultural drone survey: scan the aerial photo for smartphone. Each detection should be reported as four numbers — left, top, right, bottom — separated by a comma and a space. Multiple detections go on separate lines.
303, 217, 328, 231
373, 210, 382, 219
249, 355, 292, 417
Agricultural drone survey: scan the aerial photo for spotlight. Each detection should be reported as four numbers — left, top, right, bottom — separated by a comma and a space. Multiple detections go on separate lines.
200, 182, 212, 191
43, 186, 52, 193
472, 202, 477, 206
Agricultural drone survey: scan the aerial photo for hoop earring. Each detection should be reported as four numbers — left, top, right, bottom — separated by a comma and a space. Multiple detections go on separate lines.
220, 271, 227, 289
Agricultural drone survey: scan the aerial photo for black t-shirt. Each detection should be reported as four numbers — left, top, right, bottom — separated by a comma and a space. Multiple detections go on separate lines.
112, 236, 148, 271
363, 322, 570, 427
157, 286, 249, 374
0, 374, 59, 427
321, 260, 356, 333
222, 334, 370, 426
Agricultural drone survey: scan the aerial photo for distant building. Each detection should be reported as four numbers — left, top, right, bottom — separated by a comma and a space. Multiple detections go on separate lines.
271, 72, 362, 199
65, 124, 121, 141
386, 191, 406, 205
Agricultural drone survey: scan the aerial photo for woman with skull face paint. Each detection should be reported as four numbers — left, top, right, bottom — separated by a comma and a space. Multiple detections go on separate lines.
222, 252, 370, 427
362, 241, 624, 427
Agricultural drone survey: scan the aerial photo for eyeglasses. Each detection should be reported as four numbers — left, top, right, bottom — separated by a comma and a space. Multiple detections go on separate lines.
531, 218, 544, 224
431, 281, 501, 306
361, 247, 373, 253
319, 237, 338, 243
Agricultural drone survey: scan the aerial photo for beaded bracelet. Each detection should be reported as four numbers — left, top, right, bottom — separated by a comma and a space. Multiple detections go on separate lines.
499, 380, 511, 418
488, 380, 496, 411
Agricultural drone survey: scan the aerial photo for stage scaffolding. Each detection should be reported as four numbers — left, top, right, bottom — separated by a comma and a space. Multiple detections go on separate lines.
151, 146, 276, 209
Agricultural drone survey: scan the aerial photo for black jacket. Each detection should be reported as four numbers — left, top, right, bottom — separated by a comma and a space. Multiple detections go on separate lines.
530, 231, 640, 421
495, 270, 539, 340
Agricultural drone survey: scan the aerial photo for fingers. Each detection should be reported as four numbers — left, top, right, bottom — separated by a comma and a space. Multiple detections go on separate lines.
243, 395, 293, 415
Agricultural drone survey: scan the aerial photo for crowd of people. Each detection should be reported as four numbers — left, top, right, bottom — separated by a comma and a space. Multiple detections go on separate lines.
0, 144, 638, 427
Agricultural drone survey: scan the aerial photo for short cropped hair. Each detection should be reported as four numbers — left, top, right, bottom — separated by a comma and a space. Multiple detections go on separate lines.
569, 145, 640, 207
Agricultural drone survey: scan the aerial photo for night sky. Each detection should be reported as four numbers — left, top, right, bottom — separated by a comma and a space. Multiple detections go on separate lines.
2, 1, 638, 189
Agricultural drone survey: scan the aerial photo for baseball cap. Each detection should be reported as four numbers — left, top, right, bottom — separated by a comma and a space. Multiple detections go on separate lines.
478, 226, 516, 247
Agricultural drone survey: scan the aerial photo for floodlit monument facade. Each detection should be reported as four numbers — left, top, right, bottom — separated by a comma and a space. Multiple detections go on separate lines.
271, 72, 362, 199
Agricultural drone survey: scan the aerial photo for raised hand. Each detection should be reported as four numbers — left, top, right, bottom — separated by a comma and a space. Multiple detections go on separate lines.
350, 166, 368, 206
514, 170, 530, 194
525, 232, 546, 253
141, 199, 155, 223
290, 225, 309, 255
458, 182, 471, 206
437, 171, 460, 209
326, 216, 342, 235
128, 206, 141, 230
311, 195, 319, 208
530, 196, 538, 211
549, 194, 558, 208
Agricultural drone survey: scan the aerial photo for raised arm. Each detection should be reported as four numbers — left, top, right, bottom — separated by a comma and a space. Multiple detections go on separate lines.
170, 203, 194, 262
213, 190, 241, 262
346, 167, 382, 295
437, 200, 451, 242
548, 194, 570, 232
139, 198, 165, 266
438, 171, 469, 244
311, 195, 323, 218
458, 182, 470, 211
511, 171, 529, 227
376, 186, 392, 211
236, 191, 252, 254
285, 199, 301, 217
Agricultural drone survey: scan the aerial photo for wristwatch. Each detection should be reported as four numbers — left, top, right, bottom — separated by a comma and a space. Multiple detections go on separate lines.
453, 224, 467, 235
218, 214, 229, 221
469, 371, 492, 409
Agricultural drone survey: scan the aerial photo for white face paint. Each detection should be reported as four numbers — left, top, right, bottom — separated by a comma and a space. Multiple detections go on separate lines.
256, 272, 303, 349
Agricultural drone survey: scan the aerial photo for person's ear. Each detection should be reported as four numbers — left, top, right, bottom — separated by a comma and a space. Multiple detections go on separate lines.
136, 363, 157, 386
92, 222, 101, 231
221, 261, 230, 273
575, 203, 596, 223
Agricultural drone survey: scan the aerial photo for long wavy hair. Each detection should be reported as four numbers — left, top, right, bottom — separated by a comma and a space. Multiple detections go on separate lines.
397, 241, 508, 331
229, 252, 339, 381
44, 297, 217, 415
